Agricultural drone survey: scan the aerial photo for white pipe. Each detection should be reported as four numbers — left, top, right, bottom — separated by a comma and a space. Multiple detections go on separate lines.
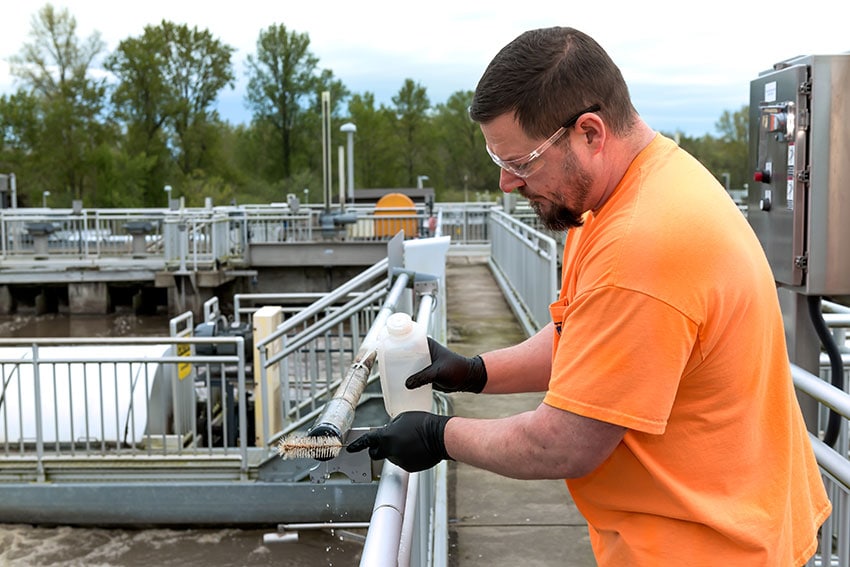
338, 145, 346, 210
360, 461, 410, 566
398, 471, 420, 567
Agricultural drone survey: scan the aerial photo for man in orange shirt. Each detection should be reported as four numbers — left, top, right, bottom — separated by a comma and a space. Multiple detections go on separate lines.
348, 26, 831, 565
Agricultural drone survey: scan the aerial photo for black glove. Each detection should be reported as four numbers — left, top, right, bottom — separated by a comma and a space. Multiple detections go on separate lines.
346, 411, 453, 472
405, 337, 488, 393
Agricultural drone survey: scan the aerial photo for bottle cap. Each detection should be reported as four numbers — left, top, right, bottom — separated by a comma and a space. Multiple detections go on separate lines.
386, 312, 413, 336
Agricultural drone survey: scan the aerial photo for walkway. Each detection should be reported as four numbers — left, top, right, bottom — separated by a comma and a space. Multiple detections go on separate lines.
443, 253, 596, 567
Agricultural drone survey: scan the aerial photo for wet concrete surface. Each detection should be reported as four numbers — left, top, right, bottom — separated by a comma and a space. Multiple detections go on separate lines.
442, 253, 596, 566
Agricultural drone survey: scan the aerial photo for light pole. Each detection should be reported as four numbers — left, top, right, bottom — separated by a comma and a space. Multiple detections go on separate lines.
42, 190, 50, 208
416, 175, 429, 189
340, 123, 356, 203
164, 185, 173, 208
720, 172, 730, 192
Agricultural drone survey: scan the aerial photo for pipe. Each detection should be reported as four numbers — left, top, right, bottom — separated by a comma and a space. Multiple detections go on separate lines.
398, 471, 420, 567
360, 461, 410, 566
806, 295, 844, 447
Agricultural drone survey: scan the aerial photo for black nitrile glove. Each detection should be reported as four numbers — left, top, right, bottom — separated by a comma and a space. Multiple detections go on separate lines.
405, 337, 487, 393
346, 411, 453, 472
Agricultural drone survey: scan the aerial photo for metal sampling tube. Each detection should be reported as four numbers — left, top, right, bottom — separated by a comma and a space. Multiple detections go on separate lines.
308, 271, 412, 440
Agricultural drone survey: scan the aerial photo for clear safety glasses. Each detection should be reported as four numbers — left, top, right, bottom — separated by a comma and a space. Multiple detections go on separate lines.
486, 104, 601, 178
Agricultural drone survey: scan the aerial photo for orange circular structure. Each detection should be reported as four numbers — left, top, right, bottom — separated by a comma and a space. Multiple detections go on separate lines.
374, 193, 418, 238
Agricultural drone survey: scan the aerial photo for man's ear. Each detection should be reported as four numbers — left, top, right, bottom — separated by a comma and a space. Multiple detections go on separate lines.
577, 113, 605, 152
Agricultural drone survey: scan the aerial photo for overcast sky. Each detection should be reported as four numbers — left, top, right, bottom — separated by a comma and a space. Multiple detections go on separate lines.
1, 0, 847, 137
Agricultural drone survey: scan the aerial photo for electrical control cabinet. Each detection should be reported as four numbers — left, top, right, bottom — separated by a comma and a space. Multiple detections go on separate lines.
748, 54, 850, 295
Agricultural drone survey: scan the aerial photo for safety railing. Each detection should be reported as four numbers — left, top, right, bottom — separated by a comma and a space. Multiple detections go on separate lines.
0, 208, 167, 259
795, 362, 850, 567
436, 203, 492, 244
488, 208, 559, 336
0, 203, 455, 267
252, 258, 391, 445
0, 335, 251, 480
802, 300, 850, 567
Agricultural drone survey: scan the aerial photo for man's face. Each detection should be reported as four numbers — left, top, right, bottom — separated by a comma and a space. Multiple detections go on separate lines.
481, 113, 594, 231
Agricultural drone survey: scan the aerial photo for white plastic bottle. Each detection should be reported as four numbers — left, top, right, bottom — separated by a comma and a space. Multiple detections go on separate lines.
377, 312, 432, 417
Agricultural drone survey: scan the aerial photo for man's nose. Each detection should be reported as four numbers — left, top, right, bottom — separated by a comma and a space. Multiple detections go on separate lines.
499, 169, 524, 193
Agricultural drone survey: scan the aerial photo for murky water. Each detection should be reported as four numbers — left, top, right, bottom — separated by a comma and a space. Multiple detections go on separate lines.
0, 312, 170, 339
0, 524, 364, 567
0, 313, 366, 566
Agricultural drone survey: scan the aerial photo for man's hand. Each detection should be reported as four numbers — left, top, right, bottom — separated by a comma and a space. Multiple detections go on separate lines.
405, 338, 488, 393
346, 412, 453, 472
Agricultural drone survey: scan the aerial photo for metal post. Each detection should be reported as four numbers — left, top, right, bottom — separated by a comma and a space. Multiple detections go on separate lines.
321, 91, 332, 212
32, 344, 46, 483
341, 123, 356, 202
338, 145, 346, 210
10, 173, 17, 209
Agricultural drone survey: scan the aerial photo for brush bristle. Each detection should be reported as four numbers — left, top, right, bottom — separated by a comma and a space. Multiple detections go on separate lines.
277, 434, 343, 460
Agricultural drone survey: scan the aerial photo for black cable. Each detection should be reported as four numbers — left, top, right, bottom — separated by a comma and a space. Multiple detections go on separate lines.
806, 295, 843, 448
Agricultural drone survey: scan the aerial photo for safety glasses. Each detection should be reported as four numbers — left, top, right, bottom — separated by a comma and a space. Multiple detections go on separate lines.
486, 104, 601, 178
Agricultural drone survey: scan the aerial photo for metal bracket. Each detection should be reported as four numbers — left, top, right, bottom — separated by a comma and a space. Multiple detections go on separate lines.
414, 278, 439, 298
308, 427, 375, 484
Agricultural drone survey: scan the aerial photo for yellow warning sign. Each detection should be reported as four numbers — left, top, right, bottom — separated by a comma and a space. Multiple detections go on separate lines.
177, 343, 192, 380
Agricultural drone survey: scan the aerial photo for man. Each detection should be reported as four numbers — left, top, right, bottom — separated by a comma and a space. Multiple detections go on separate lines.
348, 27, 831, 565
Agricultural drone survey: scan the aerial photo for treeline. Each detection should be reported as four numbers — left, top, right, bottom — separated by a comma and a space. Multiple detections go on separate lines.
0, 4, 748, 209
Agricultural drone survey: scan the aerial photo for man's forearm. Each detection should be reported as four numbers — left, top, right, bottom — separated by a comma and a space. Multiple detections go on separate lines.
479, 322, 554, 394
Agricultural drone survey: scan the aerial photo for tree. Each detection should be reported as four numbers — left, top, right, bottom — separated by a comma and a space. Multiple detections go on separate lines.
245, 24, 320, 180
391, 79, 431, 187
432, 90, 498, 199
158, 21, 235, 179
345, 93, 396, 189
7, 3, 109, 205
105, 21, 235, 205
105, 29, 172, 204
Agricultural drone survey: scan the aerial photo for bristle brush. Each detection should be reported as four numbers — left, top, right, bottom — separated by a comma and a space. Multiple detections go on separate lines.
277, 434, 345, 461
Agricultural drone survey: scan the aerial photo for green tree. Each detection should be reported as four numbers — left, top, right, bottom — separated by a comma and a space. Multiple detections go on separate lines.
431, 90, 498, 200
390, 79, 431, 187
7, 3, 109, 206
158, 21, 235, 181
105, 28, 173, 204
244, 24, 320, 180
0, 91, 41, 188
105, 21, 235, 205
345, 93, 396, 190
714, 106, 749, 189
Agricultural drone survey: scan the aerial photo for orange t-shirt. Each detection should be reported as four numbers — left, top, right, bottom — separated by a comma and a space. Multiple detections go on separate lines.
544, 135, 831, 566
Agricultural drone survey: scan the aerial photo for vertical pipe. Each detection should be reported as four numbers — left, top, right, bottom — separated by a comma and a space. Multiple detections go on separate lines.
321, 91, 332, 212
338, 145, 346, 210
31, 344, 45, 482
10, 173, 17, 209
347, 129, 355, 202
237, 337, 248, 478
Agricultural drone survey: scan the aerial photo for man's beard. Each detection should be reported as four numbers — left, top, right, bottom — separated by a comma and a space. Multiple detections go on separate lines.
531, 152, 593, 231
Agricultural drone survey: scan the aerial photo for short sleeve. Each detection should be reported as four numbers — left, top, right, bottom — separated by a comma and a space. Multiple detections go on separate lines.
544, 285, 700, 434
